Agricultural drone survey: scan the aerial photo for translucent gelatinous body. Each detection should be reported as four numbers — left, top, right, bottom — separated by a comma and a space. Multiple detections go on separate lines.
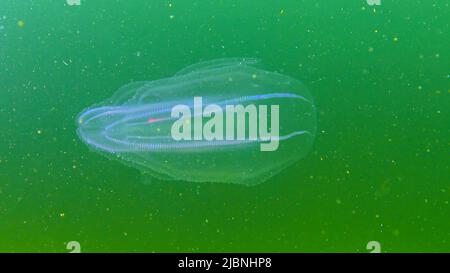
76, 58, 316, 185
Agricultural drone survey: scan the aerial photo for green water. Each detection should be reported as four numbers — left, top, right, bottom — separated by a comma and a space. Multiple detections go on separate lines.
0, 0, 448, 253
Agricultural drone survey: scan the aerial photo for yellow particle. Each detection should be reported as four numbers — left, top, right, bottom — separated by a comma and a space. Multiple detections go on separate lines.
60, 213, 65, 217
169, 15, 175, 20
78, 118, 83, 124
252, 74, 257, 79
17, 20, 25, 28
37, 129, 42, 135
168, 3, 173, 8
374, 29, 378, 33
280, 9, 284, 15
368, 47, 374, 53
393, 37, 398, 42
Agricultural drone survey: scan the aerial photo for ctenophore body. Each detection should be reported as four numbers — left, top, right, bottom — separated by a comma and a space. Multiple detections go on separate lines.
76, 58, 316, 185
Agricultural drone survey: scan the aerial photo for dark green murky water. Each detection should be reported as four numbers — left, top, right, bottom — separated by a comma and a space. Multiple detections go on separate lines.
0, 0, 448, 252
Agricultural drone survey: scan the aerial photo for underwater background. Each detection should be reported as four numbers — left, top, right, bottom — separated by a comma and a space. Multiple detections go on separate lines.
0, 0, 448, 252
